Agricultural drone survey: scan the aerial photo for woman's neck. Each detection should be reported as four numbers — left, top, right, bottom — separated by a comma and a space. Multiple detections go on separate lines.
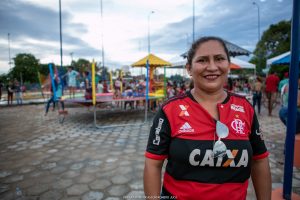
191, 88, 227, 104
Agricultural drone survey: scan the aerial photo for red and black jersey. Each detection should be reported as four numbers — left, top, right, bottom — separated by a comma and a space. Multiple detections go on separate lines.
145, 91, 268, 200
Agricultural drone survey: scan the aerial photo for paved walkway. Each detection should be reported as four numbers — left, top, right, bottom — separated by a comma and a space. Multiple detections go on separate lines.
0, 103, 299, 200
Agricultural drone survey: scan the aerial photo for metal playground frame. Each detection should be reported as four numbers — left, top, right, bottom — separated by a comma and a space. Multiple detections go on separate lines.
48, 62, 164, 129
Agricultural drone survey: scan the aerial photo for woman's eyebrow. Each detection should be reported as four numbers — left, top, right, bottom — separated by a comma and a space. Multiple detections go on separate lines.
214, 54, 226, 57
195, 55, 209, 59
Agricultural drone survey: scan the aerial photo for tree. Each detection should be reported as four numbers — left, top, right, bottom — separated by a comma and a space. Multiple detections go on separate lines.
251, 20, 291, 72
0, 74, 9, 84
170, 74, 184, 82
72, 58, 91, 73
38, 64, 50, 76
37, 63, 67, 76
10, 53, 40, 83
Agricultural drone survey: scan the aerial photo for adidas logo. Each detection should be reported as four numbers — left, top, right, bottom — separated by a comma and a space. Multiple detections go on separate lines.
179, 122, 194, 133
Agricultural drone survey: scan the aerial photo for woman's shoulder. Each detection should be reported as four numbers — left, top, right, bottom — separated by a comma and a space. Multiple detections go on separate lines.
227, 91, 255, 112
227, 91, 246, 99
162, 92, 188, 104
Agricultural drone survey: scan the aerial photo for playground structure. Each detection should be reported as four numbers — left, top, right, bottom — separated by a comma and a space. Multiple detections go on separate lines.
41, 53, 173, 110
131, 53, 172, 98
46, 62, 165, 127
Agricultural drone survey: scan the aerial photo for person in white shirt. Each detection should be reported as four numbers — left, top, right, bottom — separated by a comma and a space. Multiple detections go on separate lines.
97, 80, 104, 93
66, 66, 79, 98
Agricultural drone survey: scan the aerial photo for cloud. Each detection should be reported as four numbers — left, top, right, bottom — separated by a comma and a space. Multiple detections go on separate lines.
0, 0, 100, 72
0, 0, 293, 74
145, 0, 292, 57
0, 0, 87, 41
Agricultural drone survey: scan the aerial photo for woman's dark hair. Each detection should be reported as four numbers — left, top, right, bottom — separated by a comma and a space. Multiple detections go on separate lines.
186, 36, 230, 66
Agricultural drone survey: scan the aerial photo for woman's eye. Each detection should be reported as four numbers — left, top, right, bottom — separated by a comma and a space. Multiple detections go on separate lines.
215, 57, 225, 62
197, 59, 206, 63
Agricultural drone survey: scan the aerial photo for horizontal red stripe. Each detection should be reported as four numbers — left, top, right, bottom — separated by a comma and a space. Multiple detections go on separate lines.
175, 134, 251, 140
145, 151, 168, 160
163, 172, 248, 200
252, 151, 269, 160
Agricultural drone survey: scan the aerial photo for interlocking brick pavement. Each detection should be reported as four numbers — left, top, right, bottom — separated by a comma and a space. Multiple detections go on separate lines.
0, 104, 299, 200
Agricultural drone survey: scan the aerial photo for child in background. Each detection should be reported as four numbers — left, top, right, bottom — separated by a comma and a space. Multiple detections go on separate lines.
124, 86, 133, 110
6, 81, 14, 105
14, 80, 23, 105
97, 80, 104, 93
66, 66, 79, 98
45, 76, 64, 116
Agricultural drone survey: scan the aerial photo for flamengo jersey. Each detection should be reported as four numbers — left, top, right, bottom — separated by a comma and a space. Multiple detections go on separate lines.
145, 91, 269, 200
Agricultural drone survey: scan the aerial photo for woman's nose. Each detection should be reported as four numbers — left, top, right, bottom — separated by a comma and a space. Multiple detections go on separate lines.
207, 59, 218, 70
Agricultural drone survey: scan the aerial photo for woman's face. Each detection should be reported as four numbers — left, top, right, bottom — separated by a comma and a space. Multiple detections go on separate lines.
186, 40, 230, 93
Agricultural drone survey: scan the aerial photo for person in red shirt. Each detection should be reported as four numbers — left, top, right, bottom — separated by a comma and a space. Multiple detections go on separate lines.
265, 71, 280, 116
144, 36, 271, 200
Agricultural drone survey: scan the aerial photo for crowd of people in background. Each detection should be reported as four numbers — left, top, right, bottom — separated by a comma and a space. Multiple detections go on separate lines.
222, 72, 300, 135
1, 65, 300, 145
166, 80, 192, 98
0, 79, 24, 106
1, 67, 299, 125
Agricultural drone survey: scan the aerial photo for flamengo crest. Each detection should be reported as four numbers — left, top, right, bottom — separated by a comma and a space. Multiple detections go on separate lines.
231, 118, 245, 134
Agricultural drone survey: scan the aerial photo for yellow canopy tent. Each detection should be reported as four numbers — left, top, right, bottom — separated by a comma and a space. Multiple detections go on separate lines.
132, 53, 171, 95
131, 53, 172, 80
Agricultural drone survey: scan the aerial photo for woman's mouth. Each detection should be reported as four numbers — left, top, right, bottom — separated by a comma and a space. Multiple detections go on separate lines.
204, 75, 220, 80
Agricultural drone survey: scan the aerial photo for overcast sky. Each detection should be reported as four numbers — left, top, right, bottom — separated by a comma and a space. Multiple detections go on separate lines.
0, 0, 292, 74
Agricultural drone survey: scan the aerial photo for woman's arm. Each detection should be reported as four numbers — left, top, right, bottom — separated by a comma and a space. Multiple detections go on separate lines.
251, 157, 272, 200
144, 158, 164, 199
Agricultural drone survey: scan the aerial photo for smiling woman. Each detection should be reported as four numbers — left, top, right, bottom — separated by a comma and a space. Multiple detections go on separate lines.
143, 36, 271, 200
186, 38, 230, 97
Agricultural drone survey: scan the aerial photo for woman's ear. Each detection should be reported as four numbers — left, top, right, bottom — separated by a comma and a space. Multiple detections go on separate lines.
186, 64, 192, 76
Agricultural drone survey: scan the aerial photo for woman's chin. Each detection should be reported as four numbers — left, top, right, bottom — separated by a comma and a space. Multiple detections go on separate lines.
200, 84, 224, 93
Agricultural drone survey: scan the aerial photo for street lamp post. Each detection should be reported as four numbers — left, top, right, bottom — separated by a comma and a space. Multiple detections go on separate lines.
59, 0, 63, 70
7, 33, 12, 70
145, 11, 154, 122
100, 0, 105, 81
253, 2, 261, 72
147, 11, 155, 55
252, 2, 261, 42
70, 52, 73, 65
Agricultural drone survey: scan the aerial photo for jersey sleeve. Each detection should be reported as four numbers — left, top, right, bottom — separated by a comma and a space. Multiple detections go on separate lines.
145, 108, 171, 160
249, 112, 269, 160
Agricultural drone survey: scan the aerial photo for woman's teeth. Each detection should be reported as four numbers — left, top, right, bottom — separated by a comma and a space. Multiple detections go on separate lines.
205, 75, 218, 79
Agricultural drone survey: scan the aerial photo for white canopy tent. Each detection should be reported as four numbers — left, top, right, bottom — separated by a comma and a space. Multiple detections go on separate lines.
169, 55, 187, 68
159, 56, 188, 77
229, 57, 256, 78
230, 57, 255, 69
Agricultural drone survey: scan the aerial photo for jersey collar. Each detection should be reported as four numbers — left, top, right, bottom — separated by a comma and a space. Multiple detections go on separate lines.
186, 90, 231, 105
